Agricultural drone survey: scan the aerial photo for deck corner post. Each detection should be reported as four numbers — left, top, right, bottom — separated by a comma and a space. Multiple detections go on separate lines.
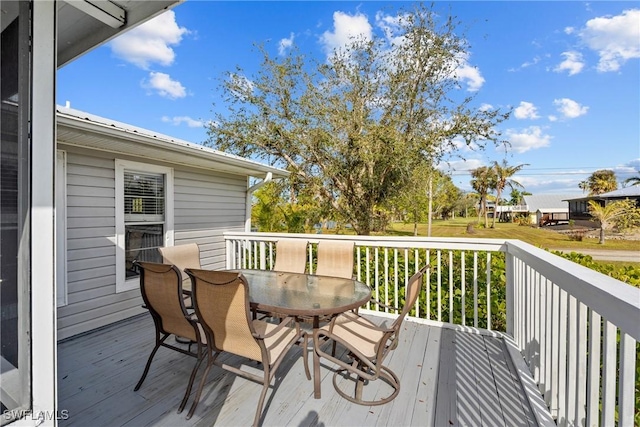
505, 247, 515, 338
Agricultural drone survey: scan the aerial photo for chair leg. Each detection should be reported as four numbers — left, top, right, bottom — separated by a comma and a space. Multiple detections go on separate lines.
253, 375, 271, 427
134, 334, 169, 391
302, 333, 311, 380
186, 351, 219, 420
177, 344, 206, 414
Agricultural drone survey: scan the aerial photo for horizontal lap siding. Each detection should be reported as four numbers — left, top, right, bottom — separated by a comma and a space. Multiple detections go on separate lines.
58, 151, 127, 340
57, 149, 247, 340
173, 169, 246, 270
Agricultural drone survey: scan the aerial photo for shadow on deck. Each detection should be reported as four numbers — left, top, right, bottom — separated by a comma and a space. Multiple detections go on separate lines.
58, 313, 543, 426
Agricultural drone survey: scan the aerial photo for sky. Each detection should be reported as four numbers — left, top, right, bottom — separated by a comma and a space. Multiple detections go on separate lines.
56, 1, 640, 197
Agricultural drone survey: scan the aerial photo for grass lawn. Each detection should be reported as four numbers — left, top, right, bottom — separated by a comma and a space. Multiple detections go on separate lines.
384, 218, 640, 252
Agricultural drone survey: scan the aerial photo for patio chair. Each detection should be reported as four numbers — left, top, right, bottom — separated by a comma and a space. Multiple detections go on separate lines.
133, 261, 206, 414
184, 268, 310, 426
273, 239, 308, 273
158, 243, 201, 282
159, 243, 201, 310
312, 264, 427, 405
315, 240, 355, 279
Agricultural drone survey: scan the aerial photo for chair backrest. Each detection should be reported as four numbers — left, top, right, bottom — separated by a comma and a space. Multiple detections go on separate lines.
315, 240, 355, 279
158, 243, 201, 282
391, 264, 428, 331
186, 269, 262, 361
135, 261, 198, 342
273, 239, 308, 274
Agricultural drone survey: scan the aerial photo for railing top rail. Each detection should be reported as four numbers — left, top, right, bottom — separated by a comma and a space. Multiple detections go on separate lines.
506, 240, 640, 341
223, 231, 508, 252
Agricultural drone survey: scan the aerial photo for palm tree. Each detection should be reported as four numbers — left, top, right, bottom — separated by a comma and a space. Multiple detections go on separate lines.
470, 166, 497, 228
491, 160, 528, 228
587, 200, 626, 244
623, 171, 640, 187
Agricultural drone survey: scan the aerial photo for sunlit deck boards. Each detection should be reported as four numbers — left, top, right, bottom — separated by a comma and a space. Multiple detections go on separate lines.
58, 314, 540, 426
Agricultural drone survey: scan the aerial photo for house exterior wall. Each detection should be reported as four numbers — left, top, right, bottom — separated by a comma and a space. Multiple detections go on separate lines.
56, 145, 247, 340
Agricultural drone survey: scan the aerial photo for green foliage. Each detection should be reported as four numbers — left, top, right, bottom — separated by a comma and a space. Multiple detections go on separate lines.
579, 169, 618, 195
550, 250, 640, 287
206, 3, 509, 235
612, 198, 640, 232
358, 248, 507, 331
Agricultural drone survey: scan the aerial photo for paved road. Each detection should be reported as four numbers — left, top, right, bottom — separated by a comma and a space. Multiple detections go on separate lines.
550, 248, 640, 262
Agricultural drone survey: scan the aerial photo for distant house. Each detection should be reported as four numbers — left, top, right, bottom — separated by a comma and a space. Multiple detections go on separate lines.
494, 194, 574, 226
56, 106, 288, 339
565, 186, 640, 221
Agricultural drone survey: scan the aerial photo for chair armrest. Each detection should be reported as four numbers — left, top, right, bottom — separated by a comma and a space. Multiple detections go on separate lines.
252, 316, 295, 340
368, 298, 398, 313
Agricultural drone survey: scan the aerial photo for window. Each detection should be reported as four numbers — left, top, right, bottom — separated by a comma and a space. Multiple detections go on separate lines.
115, 161, 173, 292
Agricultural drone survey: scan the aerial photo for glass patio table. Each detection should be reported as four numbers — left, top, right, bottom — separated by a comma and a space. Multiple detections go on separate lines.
232, 269, 372, 398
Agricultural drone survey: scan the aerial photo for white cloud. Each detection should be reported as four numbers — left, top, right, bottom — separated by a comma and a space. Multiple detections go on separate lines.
553, 51, 585, 75
505, 126, 552, 153
553, 98, 588, 119
578, 9, 640, 72
161, 115, 203, 128
320, 11, 372, 55
143, 72, 186, 99
279, 33, 295, 55
438, 158, 485, 173
514, 101, 540, 120
110, 10, 188, 69
456, 61, 485, 92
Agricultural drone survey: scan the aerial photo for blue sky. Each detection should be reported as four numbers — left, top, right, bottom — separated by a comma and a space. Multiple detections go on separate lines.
57, 1, 640, 196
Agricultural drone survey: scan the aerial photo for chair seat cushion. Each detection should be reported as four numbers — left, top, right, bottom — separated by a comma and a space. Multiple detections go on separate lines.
320, 312, 383, 359
252, 320, 299, 363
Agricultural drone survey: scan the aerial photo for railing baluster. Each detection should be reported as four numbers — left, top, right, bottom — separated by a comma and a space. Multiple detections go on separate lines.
557, 289, 568, 427
586, 310, 601, 427
425, 249, 430, 320
449, 251, 454, 323
575, 302, 587, 426
565, 295, 577, 426
486, 252, 491, 330
473, 251, 478, 328
461, 251, 466, 326
618, 332, 636, 426
384, 248, 389, 313
374, 247, 380, 311
550, 281, 560, 419
437, 250, 442, 322
394, 248, 399, 313
414, 249, 419, 314
601, 320, 616, 426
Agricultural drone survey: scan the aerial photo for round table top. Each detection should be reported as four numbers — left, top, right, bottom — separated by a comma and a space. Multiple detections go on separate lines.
234, 269, 372, 317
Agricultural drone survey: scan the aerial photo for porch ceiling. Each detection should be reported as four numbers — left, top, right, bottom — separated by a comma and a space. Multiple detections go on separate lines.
57, 1, 183, 68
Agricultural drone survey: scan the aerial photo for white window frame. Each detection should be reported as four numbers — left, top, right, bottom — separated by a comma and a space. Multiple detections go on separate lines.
56, 150, 67, 307
115, 160, 174, 293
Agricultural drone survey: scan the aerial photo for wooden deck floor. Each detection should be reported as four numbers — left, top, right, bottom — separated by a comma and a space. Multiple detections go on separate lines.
58, 314, 541, 426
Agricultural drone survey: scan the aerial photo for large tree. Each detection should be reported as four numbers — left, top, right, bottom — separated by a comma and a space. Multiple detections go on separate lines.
491, 160, 527, 228
579, 170, 618, 195
206, 3, 509, 235
470, 166, 497, 228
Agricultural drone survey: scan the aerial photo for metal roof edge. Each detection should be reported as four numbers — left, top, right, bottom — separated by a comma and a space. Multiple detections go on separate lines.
56, 106, 288, 179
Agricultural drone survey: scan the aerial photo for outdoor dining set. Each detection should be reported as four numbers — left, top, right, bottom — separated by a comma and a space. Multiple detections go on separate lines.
133, 239, 426, 427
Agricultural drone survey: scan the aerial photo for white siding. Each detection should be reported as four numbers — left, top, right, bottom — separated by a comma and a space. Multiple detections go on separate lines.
57, 147, 248, 340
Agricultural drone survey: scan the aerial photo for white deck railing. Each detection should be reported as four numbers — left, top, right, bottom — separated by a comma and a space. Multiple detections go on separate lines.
223, 232, 639, 427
